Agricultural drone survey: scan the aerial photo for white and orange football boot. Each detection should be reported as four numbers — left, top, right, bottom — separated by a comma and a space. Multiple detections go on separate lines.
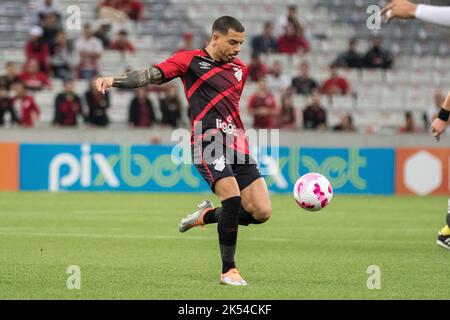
178, 200, 214, 233
220, 268, 247, 286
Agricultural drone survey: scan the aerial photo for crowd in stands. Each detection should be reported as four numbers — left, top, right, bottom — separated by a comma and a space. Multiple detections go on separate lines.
0, 1, 439, 135
243, 4, 433, 134
0, 0, 184, 129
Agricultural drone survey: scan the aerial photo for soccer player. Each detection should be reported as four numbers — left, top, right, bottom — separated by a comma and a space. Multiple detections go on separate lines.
381, 0, 450, 249
431, 92, 450, 250
95, 16, 272, 284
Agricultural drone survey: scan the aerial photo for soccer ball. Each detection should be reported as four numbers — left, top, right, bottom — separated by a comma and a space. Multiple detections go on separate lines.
293, 173, 333, 212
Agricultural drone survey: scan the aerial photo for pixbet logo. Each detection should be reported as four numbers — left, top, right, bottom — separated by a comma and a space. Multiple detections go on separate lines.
49, 144, 119, 192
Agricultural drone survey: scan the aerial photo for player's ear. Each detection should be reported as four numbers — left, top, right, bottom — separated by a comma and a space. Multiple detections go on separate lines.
211, 31, 221, 42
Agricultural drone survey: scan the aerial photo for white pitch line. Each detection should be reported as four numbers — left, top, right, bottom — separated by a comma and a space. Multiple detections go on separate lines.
0, 231, 429, 244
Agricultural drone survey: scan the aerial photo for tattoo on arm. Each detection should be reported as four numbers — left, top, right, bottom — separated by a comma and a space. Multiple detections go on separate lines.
112, 67, 163, 89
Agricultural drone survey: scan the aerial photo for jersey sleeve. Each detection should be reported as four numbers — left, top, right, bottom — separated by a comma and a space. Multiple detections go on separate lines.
416, 5, 450, 27
154, 51, 194, 83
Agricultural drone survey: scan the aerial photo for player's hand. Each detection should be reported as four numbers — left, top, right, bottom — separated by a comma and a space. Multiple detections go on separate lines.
381, 0, 418, 23
95, 77, 114, 94
431, 118, 447, 142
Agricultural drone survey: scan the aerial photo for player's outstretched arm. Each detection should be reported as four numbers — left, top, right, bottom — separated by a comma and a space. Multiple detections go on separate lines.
381, 0, 450, 27
431, 90, 450, 141
95, 67, 164, 94
381, 0, 417, 22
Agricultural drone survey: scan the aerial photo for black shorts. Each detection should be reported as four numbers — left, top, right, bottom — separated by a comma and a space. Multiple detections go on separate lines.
192, 142, 261, 193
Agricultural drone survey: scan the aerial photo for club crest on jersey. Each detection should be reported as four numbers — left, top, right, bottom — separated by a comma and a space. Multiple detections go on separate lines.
213, 156, 226, 172
234, 68, 243, 82
199, 61, 211, 70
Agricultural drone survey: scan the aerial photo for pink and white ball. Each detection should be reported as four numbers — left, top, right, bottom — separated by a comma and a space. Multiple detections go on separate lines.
293, 173, 333, 212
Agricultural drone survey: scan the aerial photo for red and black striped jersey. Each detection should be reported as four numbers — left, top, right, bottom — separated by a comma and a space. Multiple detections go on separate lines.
155, 49, 249, 154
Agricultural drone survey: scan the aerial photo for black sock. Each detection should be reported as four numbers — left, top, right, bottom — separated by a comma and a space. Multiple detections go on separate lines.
218, 196, 241, 273
203, 207, 221, 225
447, 213, 450, 227
203, 206, 262, 226
238, 206, 263, 226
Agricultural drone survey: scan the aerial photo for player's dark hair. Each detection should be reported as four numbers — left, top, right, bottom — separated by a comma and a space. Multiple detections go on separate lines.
212, 16, 245, 35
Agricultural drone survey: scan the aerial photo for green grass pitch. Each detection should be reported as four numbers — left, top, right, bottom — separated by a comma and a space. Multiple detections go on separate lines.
0, 192, 449, 299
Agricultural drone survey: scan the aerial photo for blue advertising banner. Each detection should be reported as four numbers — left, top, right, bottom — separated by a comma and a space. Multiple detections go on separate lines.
20, 144, 208, 192
19, 144, 395, 194
260, 147, 395, 195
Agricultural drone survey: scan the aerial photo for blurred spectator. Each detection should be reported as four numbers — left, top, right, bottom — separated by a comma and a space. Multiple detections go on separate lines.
85, 78, 109, 126
119, 0, 144, 21
76, 23, 104, 80
247, 79, 278, 129
25, 26, 50, 73
320, 64, 351, 96
291, 61, 318, 95
98, 0, 129, 23
94, 24, 112, 49
332, 114, 356, 132
399, 111, 422, 133
20, 59, 52, 92
174, 32, 194, 54
333, 38, 363, 69
49, 31, 74, 81
53, 79, 84, 127
364, 35, 393, 69
0, 86, 20, 126
11, 82, 40, 127
110, 29, 136, 53
275, 4, 304, 37
247, 53, 269, 82
425, 88, 445, 129
279, 90, 297, 129
277, 22, 309, 55
159, 86, 182, 128
251, 21, 277, 55
266, 61, 291, 96
128, 87, 156, 128
41, 13, 62, 45
0, 62, 22, 91
35, 0, 62, 25
303, 90, 327, 130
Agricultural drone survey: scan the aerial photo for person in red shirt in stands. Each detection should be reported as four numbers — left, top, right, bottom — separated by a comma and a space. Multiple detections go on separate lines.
118, 0, 144, 21
277, 22, 309, 55
247, 52, 269, 82
11, 82, 40, 127
399, 111, 422, 133
109, 29, 136, 53
20, 58, 52, 92
24, 26, 50, 74
128, 87, 156, 128
53, 79, 85, 127
247, 79, 278, 129
320, 64, 351, 96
